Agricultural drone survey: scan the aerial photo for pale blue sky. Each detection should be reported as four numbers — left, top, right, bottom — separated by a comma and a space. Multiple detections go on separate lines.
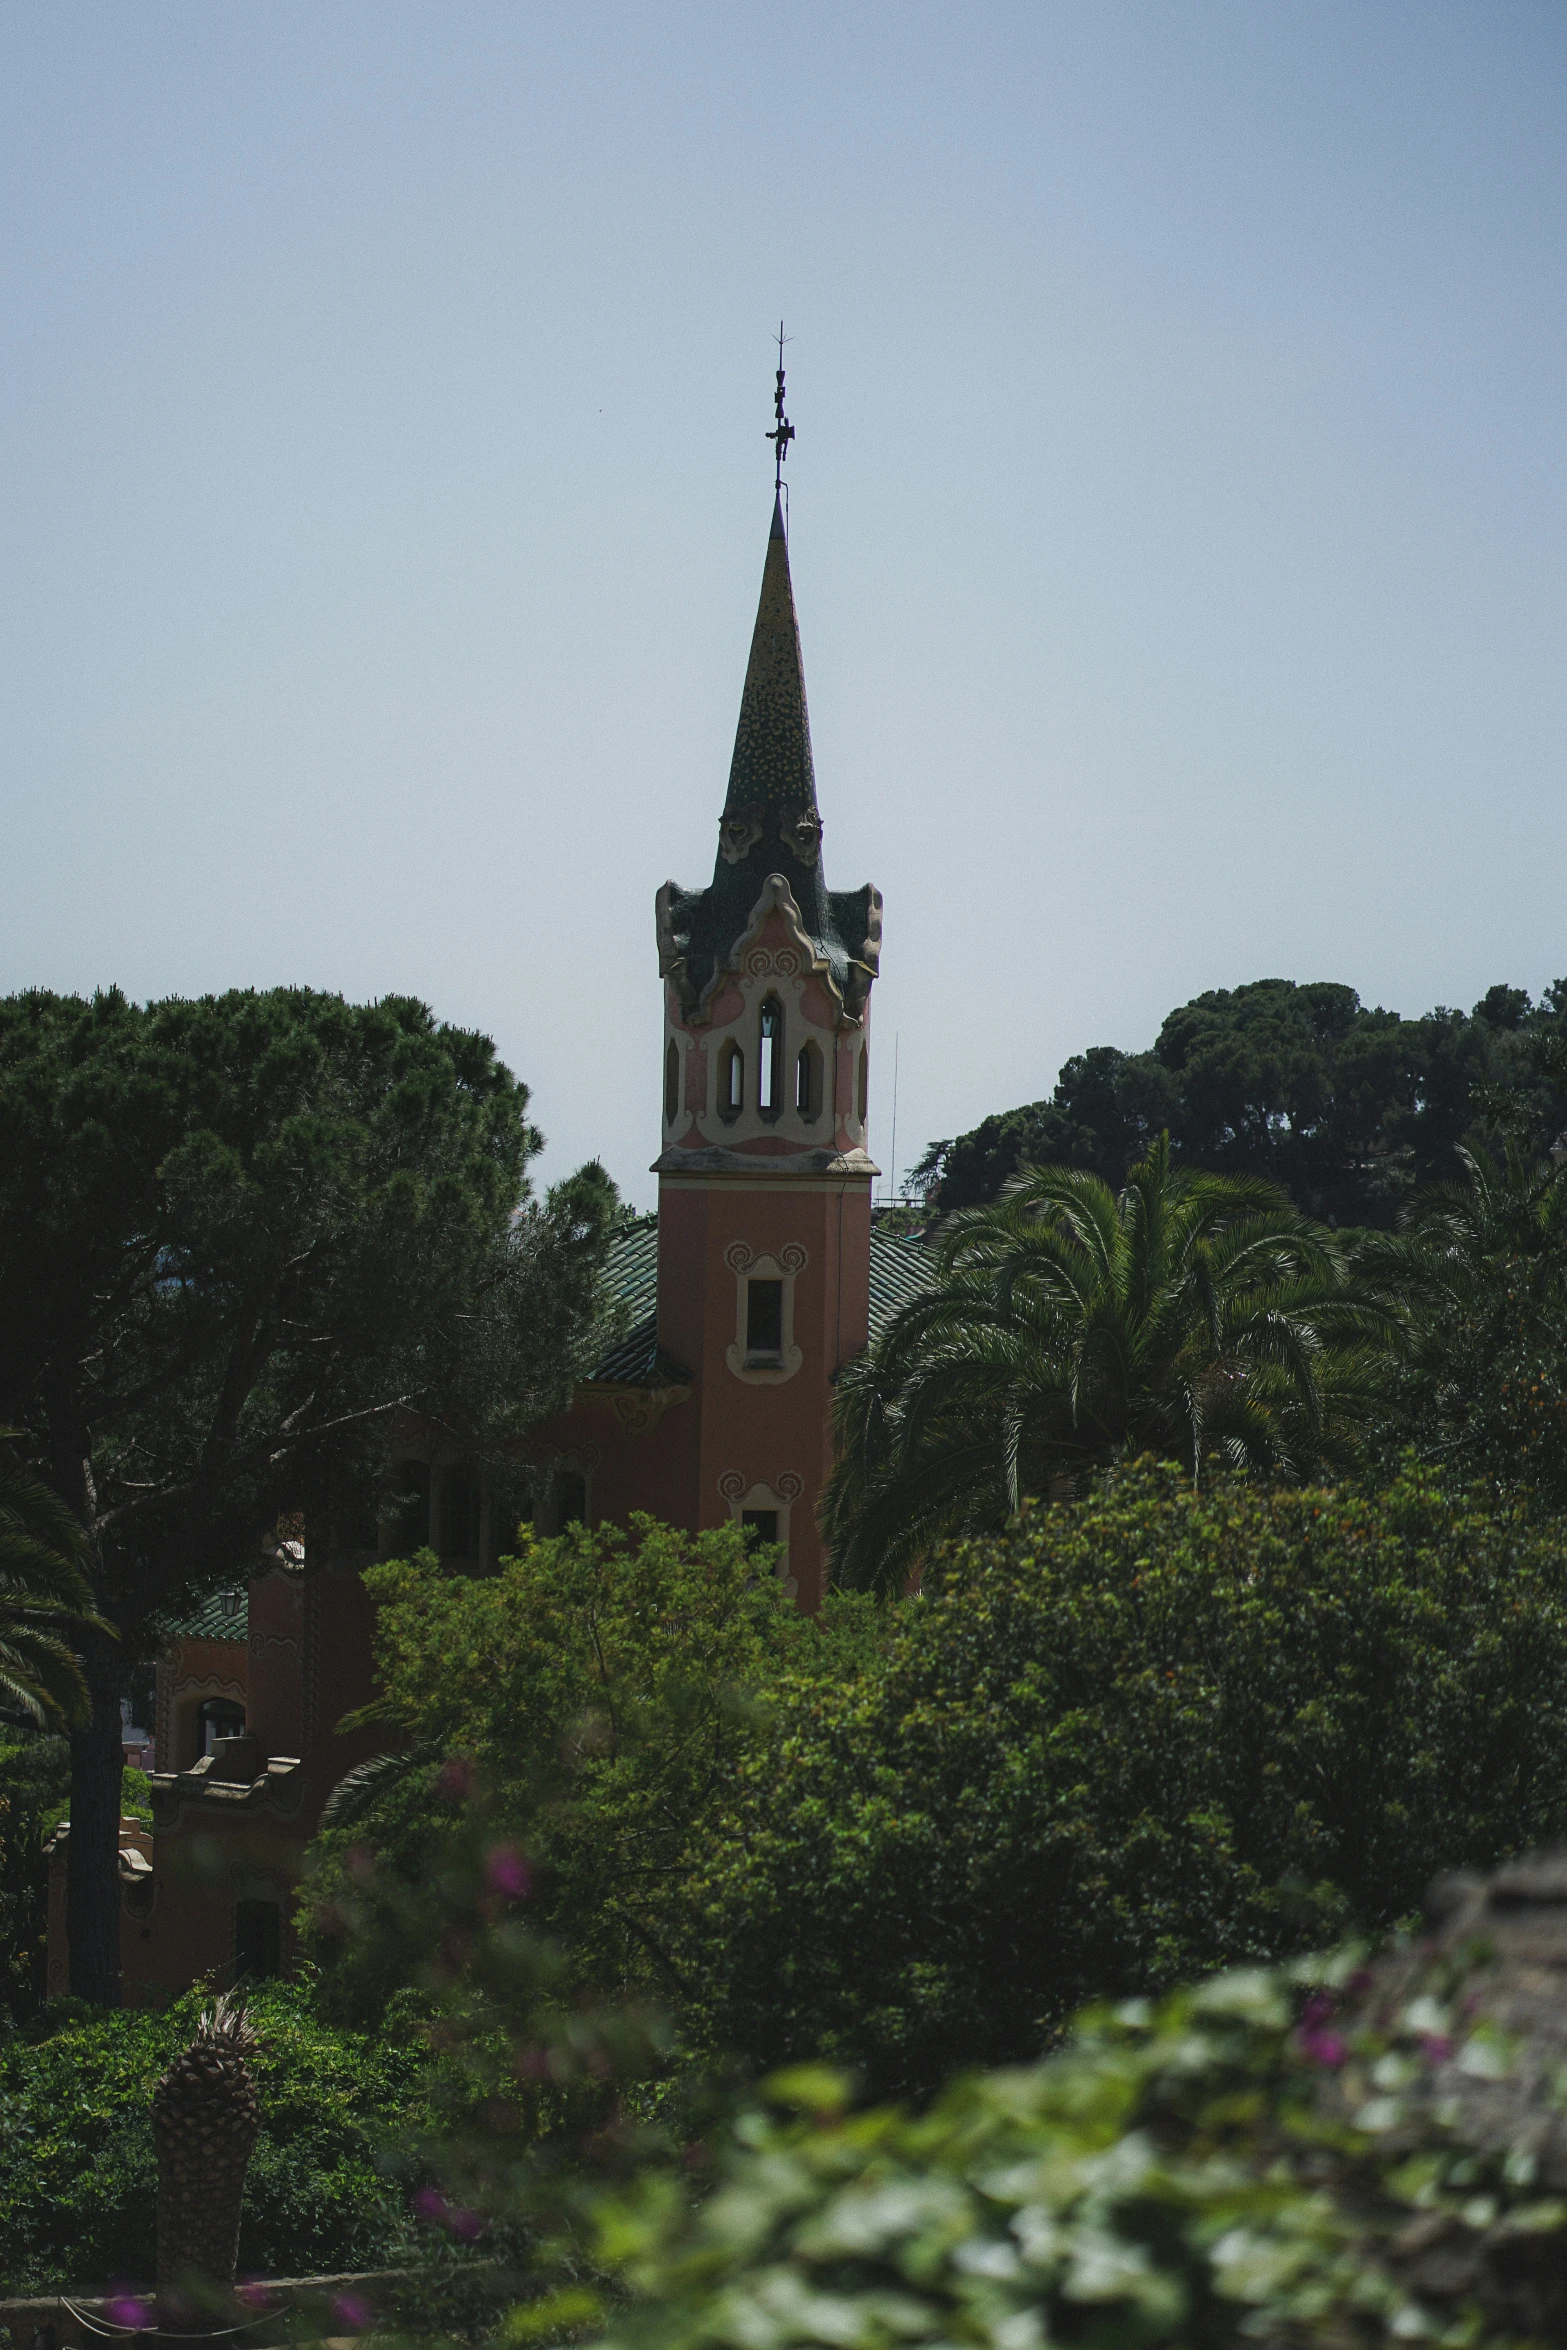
4, 4, 1565, 1208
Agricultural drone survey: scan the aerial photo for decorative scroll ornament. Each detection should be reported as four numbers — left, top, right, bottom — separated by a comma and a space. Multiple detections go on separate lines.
717, 1469, 803, 1506
743, 946, 802, 982
607, 1388, 688, 1439
724, 1239, 808, 1277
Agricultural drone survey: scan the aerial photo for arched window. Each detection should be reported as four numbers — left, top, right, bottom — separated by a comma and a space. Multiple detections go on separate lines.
795, 1039, 822, 1120
857, 1044, 869, 1125
719, 1041, 744, 1121
758, 998, 783, 1115
664, 1039, 680, 1125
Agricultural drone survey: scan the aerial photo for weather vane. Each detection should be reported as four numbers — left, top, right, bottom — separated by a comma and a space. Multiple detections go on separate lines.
766, 320, 794, 488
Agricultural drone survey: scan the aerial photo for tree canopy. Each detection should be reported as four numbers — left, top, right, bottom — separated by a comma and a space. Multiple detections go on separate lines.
914, 976, 1567, 1224
0, 985, 621, 2001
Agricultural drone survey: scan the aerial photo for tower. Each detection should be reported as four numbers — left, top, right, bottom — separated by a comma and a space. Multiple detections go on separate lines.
651, 466, 883, 1605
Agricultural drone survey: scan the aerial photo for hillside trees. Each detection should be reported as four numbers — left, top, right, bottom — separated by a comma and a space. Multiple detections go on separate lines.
915, 976, 1567, 1222
0, 986, 620, 2004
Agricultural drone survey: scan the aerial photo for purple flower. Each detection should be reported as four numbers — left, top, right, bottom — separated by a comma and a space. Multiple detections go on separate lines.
104, 2299, 153, 2332
1298, 2027, 1347, 2068
451, 2207, 483, 2242
413, 2186, 450, 2225
485, 1843, 531, 1900
331, 2294, 374, 2331
1418, 2033, 1455, 2066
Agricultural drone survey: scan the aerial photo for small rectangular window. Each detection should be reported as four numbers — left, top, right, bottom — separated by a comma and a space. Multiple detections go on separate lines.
746, 1278, 784, 1357
741, 1509, 779, 1547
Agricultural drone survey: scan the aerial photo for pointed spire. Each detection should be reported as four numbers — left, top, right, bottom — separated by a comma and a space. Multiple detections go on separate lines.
722, 497, 818, 820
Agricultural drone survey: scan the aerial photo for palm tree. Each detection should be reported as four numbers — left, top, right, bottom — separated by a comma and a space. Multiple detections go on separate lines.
825, 1136, 1399, 1594
0, 1435, 104, 1725
1357, 1142, 1567, 1496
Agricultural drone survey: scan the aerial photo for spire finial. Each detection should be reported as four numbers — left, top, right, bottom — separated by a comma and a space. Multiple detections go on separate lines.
766, 321, 795, 490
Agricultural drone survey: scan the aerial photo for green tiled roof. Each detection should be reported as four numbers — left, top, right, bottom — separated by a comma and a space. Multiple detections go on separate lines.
584, 1215, 932, 1384
159, 1586, 249, 1641
586, 1216, 685, 1386
601, 1216, 660, 1318
867, 1231, 936, 1342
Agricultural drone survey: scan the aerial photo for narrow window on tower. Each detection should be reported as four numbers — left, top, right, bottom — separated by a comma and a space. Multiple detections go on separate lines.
719, 1040, 744, 1121
664, 1039, 680, 1126
795, 1039, 822, 1120
746, 1277, 784, 1361
758, 998, 783, 1116
857, 1044, 869, 1126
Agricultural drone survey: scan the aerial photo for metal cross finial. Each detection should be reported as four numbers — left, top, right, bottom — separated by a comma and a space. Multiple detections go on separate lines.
766, 320, 795, 487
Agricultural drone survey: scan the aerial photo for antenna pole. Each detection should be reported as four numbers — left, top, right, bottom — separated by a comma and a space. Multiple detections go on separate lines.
890, 1031, 900, 1209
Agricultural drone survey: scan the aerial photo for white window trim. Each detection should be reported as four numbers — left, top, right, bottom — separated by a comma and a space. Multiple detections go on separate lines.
725, 1241, 806, 1384
718, 1470, 804, 1599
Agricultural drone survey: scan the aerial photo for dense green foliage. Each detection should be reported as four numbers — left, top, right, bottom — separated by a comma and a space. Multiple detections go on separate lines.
827, 1140, 1396, 1591
915, 975, 1567, 1222
587, 1945, 1557, 2350
301, 1518, 883, 2026
0, 984, 619, 1998
0, 1732, 68, 2021
678, 1463, 1567, 2099
0, 1982, 427, 2292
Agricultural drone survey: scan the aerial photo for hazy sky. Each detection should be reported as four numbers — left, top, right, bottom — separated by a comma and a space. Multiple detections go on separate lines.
4, 4, 1565, 1209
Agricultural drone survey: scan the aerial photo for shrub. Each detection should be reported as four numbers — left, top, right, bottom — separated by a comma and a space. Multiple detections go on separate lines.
0, 1982, 427, 2292
300, 1518, 885, 2028
677, 1459, 1567, 2096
